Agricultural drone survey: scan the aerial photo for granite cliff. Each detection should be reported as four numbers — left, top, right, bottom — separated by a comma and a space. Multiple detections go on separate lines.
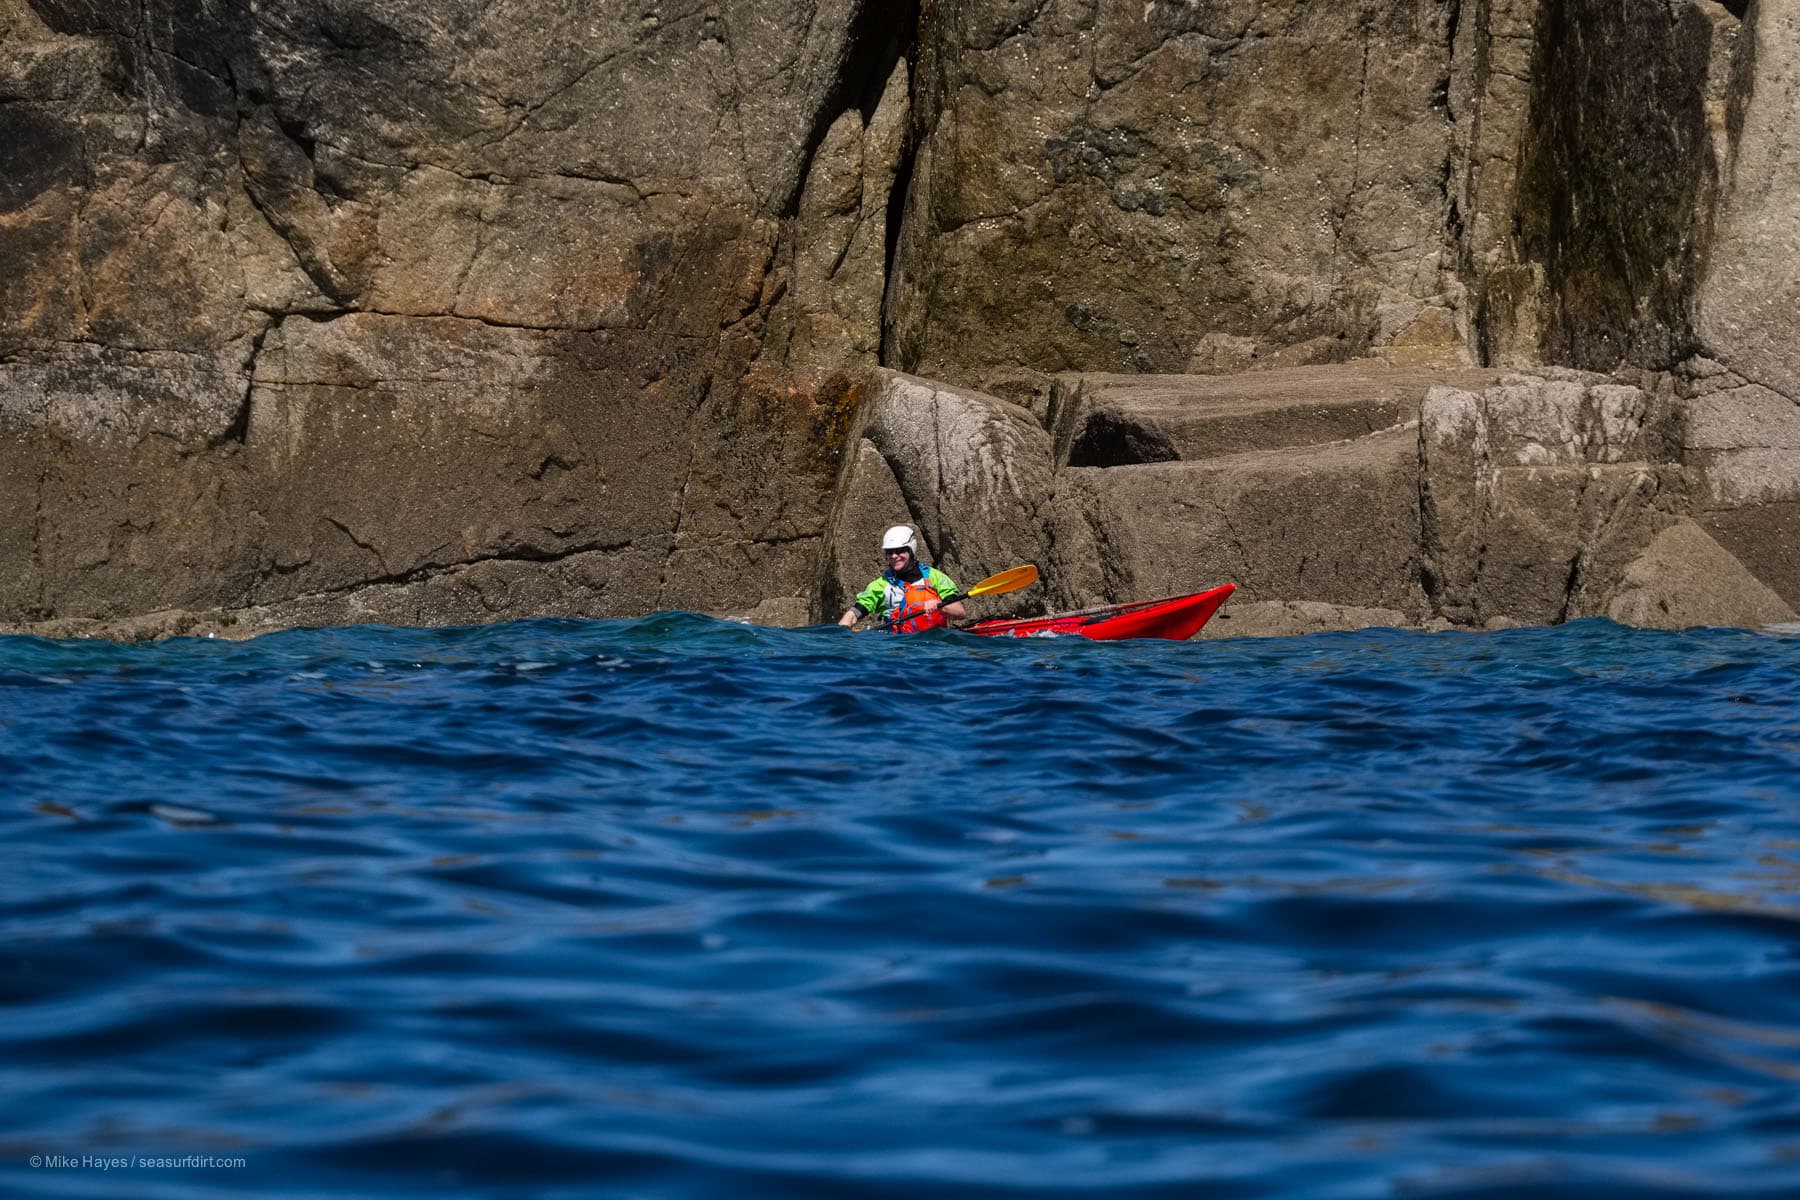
2, 0, 1796, 638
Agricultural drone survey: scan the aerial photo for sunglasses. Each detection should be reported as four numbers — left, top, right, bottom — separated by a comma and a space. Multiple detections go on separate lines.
885, 548, 911, 556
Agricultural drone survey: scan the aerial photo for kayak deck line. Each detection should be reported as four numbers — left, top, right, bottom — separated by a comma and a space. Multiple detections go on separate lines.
966, 583, 1235, 641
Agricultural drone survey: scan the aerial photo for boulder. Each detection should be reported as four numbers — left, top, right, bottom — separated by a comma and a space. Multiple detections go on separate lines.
1696, 501, 1800, 613
1420, 372, 1680, 625
1607, 518, 1796, 629
1056, 427, 1428, 620
841, 370, 1057, 603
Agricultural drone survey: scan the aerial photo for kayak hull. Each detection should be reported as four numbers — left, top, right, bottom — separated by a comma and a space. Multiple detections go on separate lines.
968, 583, 1235, 641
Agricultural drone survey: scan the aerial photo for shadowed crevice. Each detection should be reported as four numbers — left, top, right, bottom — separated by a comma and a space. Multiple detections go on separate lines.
1508, 0, 1718, 372
782, 0, 922, 223
1067, 413, 1180, 469
880, 103, 918, 372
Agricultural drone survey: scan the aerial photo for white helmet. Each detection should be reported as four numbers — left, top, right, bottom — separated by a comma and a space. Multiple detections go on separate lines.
880, 524, 919, 555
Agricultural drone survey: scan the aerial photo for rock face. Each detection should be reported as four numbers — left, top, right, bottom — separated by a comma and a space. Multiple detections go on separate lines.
1, 0, 894, 630
1696, 0, 1800, 402
1042, 365, 1501, 618
1487, 0, 1734, 372
887, 0, 1468, 386
823, 371, 1054, 618
1607, 518, 1795, 630
827, 360, 1793, 637
4, 0, 1800, 638
1419, 370, 1684, 627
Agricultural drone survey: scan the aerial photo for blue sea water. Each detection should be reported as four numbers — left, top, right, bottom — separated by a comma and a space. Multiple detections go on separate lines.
3, 615, 1800, 1199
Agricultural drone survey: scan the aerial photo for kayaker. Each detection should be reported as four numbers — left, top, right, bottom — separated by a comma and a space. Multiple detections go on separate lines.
838, 525, 967, 633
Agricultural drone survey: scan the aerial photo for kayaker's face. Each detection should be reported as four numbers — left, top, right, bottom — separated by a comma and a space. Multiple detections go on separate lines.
886, 548, 912, 570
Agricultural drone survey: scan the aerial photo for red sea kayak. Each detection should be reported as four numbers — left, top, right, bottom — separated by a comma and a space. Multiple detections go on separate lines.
968, 583, 1235, 641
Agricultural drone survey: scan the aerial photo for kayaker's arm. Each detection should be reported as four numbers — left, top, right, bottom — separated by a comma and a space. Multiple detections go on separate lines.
923, 567, 966, 621
841, 578, 888, 627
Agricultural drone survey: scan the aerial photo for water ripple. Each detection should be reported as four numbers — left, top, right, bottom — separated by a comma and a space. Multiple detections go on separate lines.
3, 617, 1800, 1197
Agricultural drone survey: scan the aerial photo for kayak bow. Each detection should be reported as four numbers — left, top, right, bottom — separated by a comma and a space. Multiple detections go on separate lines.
967, 583, 1235, 642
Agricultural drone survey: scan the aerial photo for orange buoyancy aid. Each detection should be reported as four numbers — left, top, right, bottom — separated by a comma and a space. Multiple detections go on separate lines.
886, 569, 948, 634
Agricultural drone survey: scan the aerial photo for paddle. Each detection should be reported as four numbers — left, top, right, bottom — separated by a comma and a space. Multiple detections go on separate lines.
863, 564, 1039, 633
